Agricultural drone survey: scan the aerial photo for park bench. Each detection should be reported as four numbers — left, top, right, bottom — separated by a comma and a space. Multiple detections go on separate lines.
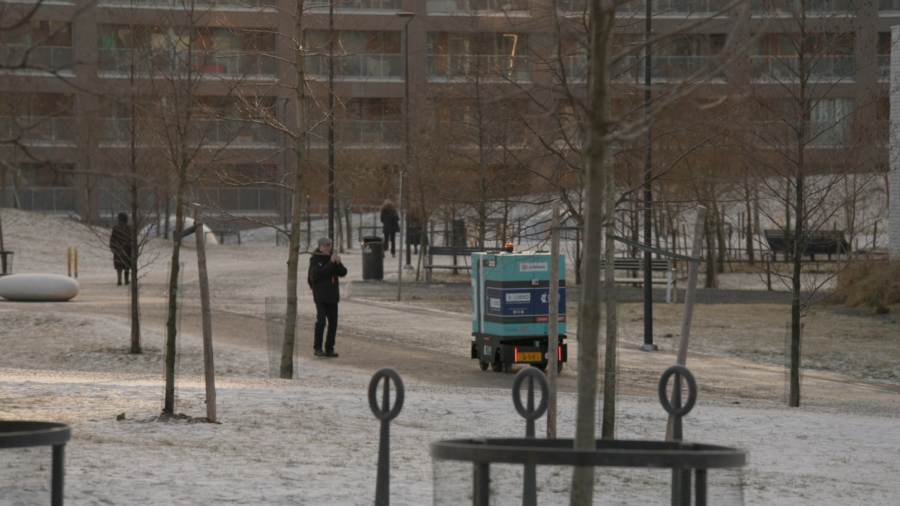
424, 246, 505, 282
599, 258, 677, 303
764, 229, 848, 261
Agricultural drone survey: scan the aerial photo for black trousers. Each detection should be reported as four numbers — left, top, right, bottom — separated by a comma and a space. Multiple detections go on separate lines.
314, 302, 339, 352
384, 233, 396, 255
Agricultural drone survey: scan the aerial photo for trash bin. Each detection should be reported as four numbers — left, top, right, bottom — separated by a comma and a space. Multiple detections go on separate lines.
362, 236, 384, 281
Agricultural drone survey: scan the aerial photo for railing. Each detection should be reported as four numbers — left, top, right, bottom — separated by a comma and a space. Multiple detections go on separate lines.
305, 53, 403, 78
750, 121, 851, 148
308, 0, 401, 10
881, 0, 900, 10
752, 0, 854, 12
749, 55, 854, 81
560, 54, 588, 79
195, 187, 279, 214
98, 0, 276, 7
100, 118, 138, 143
0, 45, 74, 71
878, 54, 890, 80
311, 120, 402, 147
0, 117, 75, 143
192, 51, 277, 77
610, 55, 722, 81
427, 54, 531, 81
99, 48, 277, 77
1, 188, 78, 213
616, 0, 732, 13
204, 119, 278, 145
426, 0, 530, 14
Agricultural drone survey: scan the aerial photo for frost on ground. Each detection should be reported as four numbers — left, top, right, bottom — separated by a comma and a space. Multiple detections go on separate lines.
1, 369, 899, 506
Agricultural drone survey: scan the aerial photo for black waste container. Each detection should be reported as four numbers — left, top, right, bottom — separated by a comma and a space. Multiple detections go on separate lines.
362, 236, 384, 280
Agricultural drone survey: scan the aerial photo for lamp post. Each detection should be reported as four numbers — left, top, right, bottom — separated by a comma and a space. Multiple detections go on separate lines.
397, 11, 415, 299
327, 0, 336, 241
641, 0, 657, 352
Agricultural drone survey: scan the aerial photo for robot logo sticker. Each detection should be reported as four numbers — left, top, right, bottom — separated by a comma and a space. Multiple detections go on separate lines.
519, 262, 548, 272
490, 298, 501, 309
541, 293, 548, 304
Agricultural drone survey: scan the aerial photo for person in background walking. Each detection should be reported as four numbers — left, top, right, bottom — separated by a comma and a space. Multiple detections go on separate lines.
308, 237, 347, 358
109, 212, 132, 286
406, 204, 422, 255
380, 200, 400, 258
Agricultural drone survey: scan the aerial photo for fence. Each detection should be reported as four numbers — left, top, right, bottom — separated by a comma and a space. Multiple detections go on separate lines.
305, 54, 403, 78
309, 0, 401, 10
426, 0, 531, 14
1, 188, 78, 214
195, 187, 279, 215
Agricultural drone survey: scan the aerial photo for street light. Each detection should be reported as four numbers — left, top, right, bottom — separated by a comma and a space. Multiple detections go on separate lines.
397, 11, 415, 299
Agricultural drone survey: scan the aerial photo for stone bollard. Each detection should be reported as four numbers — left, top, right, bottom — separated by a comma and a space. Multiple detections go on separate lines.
512, 368, 549, 506
369, 368, 405, 506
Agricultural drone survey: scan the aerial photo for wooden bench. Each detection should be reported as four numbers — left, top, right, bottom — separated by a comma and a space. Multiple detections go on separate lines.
764, 229, 848, 261
424, 246, 505, 281
599, 258, 677, 303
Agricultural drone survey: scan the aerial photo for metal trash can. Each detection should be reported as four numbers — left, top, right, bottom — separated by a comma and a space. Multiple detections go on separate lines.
362, 236, 384, 281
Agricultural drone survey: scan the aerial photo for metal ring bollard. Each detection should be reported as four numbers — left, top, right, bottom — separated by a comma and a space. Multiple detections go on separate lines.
658, 365, 699, 506
0, 421, 71, 506
369, 368, 405, 506
512, 368, 549, 506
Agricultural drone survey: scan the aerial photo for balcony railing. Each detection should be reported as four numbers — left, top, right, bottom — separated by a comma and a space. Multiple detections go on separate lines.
427, 54, 531, 81
427, 0, 530, 14
616, 0, 732, 13
608, 55, 721, 81
878, 54, 890, 80
881, 0, 900, 10
0, 46, 74, 71
195, 187, 279, 214
305, 54, 403, 79
1, 188, 78, 214
98, 48, 277, 77
311, 120, 401, 147
751, 0, 854, 12
750, 121, 851, 148
98, 0, 276, 7
0, 117, 75, 143
750, 55, 854, 81
308, 0, 401, 10
204, 119, 278, 145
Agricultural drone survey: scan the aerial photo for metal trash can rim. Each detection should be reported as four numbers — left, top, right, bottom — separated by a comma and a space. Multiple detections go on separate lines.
430, 438, 746, 469
0, 421, 71, 449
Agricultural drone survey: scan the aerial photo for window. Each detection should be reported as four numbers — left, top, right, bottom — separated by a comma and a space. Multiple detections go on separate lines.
808, 98, 853, 147
20, 163, 75, 187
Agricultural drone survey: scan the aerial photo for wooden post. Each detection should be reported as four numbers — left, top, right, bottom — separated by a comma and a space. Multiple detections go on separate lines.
547, 202, 560, 439
194, 205, 217, 422
666, 205, 706, 440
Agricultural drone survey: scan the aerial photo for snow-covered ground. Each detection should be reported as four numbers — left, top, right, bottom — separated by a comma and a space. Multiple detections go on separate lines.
1, 209, 899, 505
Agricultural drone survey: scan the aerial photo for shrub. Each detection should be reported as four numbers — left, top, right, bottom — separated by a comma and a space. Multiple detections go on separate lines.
831, 260, 900, 313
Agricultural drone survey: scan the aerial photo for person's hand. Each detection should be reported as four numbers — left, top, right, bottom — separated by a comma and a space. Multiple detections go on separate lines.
331, 254, 341, 264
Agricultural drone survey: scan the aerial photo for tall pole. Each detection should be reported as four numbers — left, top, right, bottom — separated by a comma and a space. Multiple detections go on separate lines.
397, 13, 415, 296
194, 205, 216, 423
547, 202, 560, 439
641, 0, 657, 352
327, 1, 335, 240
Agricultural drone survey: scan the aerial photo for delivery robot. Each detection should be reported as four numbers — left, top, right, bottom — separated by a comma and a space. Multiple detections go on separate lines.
471, 251, 567, 373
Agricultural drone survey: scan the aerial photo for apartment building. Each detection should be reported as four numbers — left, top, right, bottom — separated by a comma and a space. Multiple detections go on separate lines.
1, 0, 896, 223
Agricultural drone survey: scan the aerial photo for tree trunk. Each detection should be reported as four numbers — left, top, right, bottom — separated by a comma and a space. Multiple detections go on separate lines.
345, 203, 353, 249
704, 209, 717, 289
163, 170, 187, 414
570, 1, 612, 502
130, 184, 141, 354
745, 173, 755, 265
280, 0, 308, 380
600, 126, 617, 440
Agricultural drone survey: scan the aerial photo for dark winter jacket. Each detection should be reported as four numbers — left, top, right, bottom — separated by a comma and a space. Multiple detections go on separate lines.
381, 207, 400, 235
109, 223, 133, 270
308, 250, 348, 303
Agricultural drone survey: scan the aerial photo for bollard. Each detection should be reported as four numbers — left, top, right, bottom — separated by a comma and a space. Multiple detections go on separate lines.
74, 247, 78, 279
511, 368, 549, 506
369, 368, 405, 506
658, 365, 698, 506
67, 247, 72, 278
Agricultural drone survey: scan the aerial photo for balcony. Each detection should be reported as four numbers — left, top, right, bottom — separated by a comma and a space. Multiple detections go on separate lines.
305, 54, 403, 80
878, 54, 890, 80
609, 55, 722, 81
195, 187, 279, 215
204, 119, 278, 146
881, 0, 900, 10
0, 117, 75, 144
427, 0, 530, 15
98, 48, 277, 77
427, 54, 531, 81
749, 121, 851, 149
1, 188, 77, 214
308, 0, 401, 11
98, 0, 276, 8
752, 0, 854, 13
615, 0, 732, 14
750, 55, 854, 81
311, 120, 401, 147
0, 46, 74, 72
